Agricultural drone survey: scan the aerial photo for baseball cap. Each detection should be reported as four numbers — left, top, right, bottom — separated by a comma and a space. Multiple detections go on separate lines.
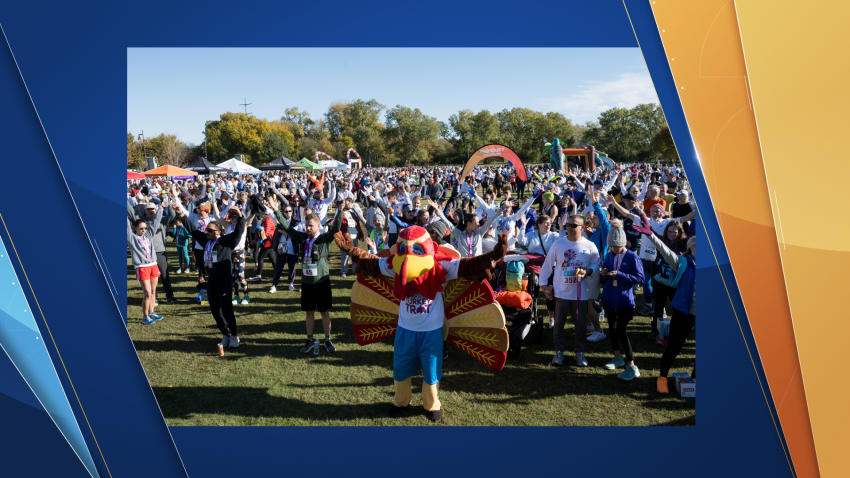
676, 190, 689, 197
592, 179, 603, 186
145, 202, 157, 210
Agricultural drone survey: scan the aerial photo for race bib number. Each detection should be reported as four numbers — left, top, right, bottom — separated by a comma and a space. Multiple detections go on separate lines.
638, 238, 657, 261
303, 263, 318, 277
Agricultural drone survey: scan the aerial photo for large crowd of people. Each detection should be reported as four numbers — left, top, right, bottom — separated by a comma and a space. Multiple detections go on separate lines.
128, 159, 696, 397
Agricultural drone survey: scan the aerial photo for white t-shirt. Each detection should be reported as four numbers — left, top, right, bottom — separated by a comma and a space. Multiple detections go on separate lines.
378, 258, 460, 332
226, 223, 248, 251
538, 236, 600, 300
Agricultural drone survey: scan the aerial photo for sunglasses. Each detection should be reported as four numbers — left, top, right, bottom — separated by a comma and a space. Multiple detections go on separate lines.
137, 227, 148, 231
565, 223, 583, 229
283, 209, 293, 213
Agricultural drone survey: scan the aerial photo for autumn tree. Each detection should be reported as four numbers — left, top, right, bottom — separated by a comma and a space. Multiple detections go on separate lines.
204, 112, 295, 165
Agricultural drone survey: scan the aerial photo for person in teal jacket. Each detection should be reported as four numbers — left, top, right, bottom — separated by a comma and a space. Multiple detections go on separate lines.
632, 211, 695, 394
172, 217, 193, 273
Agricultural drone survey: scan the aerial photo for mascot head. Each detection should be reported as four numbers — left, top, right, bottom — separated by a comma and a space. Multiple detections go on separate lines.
387, 226, 455, 301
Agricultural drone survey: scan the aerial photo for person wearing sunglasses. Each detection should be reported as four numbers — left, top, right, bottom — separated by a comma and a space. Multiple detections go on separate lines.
178, 206, 246, 348
267, 198, 299, 293
221, 209, 249, 304
539, 214, 600, 368
127, 199, 177, 305
127, 205, 165, 325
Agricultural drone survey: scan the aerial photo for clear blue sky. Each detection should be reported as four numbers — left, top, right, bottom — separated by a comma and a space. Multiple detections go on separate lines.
127, 48, 658, 145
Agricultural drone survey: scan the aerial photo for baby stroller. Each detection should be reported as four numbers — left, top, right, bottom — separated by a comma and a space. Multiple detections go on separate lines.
490, 259, 541, 359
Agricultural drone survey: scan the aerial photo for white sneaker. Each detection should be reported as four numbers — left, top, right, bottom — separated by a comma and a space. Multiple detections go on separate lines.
229, 335, 239, 348
269, 286, 277, 293
288, 283, 296, 291
587, 331, 606, 342
341, 273, 347, 278
232, 297, 238, 305
221, 335, 231, 347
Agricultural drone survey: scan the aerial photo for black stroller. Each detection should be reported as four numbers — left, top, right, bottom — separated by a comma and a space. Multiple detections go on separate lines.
490, 264, 543, 360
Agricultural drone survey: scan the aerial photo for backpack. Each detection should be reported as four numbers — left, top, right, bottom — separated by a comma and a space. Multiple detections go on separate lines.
506, 261, 525, 292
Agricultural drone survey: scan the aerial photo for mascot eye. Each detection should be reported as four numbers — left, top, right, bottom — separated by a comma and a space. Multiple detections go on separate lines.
412, 244, 425, 255
398, 243, 407, 254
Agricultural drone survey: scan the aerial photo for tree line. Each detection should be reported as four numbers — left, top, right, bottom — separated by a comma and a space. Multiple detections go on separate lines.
127, 101, 679, 170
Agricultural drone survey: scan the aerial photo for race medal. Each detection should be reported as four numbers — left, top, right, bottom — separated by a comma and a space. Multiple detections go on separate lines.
303, 263, 318, 277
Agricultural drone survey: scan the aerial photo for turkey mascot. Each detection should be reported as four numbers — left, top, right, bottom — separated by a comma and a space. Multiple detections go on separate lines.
336, 226, 509, 423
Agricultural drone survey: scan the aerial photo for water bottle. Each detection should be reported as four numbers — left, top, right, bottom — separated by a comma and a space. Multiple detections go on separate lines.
313, 338, 319, 355
599, 309, 605, 323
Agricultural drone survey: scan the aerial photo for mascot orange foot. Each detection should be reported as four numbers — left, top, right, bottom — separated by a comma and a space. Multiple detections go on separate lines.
336, 226, 509, 423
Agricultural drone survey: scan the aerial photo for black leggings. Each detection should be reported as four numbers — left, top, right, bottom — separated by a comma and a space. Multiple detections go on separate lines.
652, 280, 677, 318
660, 309, 696, 377
603, 304, 635, 362
155, 251, 173, 299
271, 253, 298, 287
207, 276, 237, 336
255, 247, 277, 276
192, 248, 206, 280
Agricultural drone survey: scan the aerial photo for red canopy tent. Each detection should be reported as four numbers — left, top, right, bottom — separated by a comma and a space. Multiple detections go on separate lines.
127, 170, 145, 180
143, 165, 197, 177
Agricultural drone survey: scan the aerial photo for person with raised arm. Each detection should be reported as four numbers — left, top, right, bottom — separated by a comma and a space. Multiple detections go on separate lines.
178, 206, 246, 348
631, 212, 696, 394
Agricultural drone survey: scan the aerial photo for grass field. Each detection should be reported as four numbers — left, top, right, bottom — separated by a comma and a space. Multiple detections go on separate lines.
127, 230, 696, 427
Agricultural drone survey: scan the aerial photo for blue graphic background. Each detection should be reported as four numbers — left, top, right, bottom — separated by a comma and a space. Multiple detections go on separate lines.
0, 1, 795, 476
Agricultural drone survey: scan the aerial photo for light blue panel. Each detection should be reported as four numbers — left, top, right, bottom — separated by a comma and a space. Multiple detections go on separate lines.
0, 237, 100, 478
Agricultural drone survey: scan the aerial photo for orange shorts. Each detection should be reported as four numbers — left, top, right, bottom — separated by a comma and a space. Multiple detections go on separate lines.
136, 264, 161, 281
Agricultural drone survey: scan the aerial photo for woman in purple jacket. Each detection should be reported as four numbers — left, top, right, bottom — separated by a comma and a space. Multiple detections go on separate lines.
599, 219, 645, 380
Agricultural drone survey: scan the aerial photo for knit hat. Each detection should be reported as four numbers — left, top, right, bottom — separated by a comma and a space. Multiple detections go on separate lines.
650, 203, 666, 215
542, 192, 555, 202
426, 221, 448, 239
373, 208, 386, 225
607, 219, 627, 247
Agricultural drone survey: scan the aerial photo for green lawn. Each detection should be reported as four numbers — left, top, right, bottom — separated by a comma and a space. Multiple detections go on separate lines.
127, 238, 696, 427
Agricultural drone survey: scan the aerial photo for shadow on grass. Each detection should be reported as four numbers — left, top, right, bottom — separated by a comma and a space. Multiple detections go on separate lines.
152, 385, 392, 421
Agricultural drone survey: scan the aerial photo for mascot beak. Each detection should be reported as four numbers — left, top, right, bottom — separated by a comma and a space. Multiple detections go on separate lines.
392, 253, 434, 285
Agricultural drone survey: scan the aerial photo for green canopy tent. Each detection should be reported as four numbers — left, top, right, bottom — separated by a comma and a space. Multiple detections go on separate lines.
297, 158, 324, 170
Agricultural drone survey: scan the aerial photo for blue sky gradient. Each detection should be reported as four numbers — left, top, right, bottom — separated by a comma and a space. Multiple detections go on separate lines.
128, 48, 658, 145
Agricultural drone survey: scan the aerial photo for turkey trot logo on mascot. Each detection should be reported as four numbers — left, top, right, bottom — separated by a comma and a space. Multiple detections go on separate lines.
386, 226, 457, 301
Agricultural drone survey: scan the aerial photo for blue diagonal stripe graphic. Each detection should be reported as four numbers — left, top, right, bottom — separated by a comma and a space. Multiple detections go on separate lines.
0, 236, 100, 478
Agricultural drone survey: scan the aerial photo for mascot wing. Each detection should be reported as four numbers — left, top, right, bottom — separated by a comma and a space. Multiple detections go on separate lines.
351, 274, 400, 345
442, 278, 508, 371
